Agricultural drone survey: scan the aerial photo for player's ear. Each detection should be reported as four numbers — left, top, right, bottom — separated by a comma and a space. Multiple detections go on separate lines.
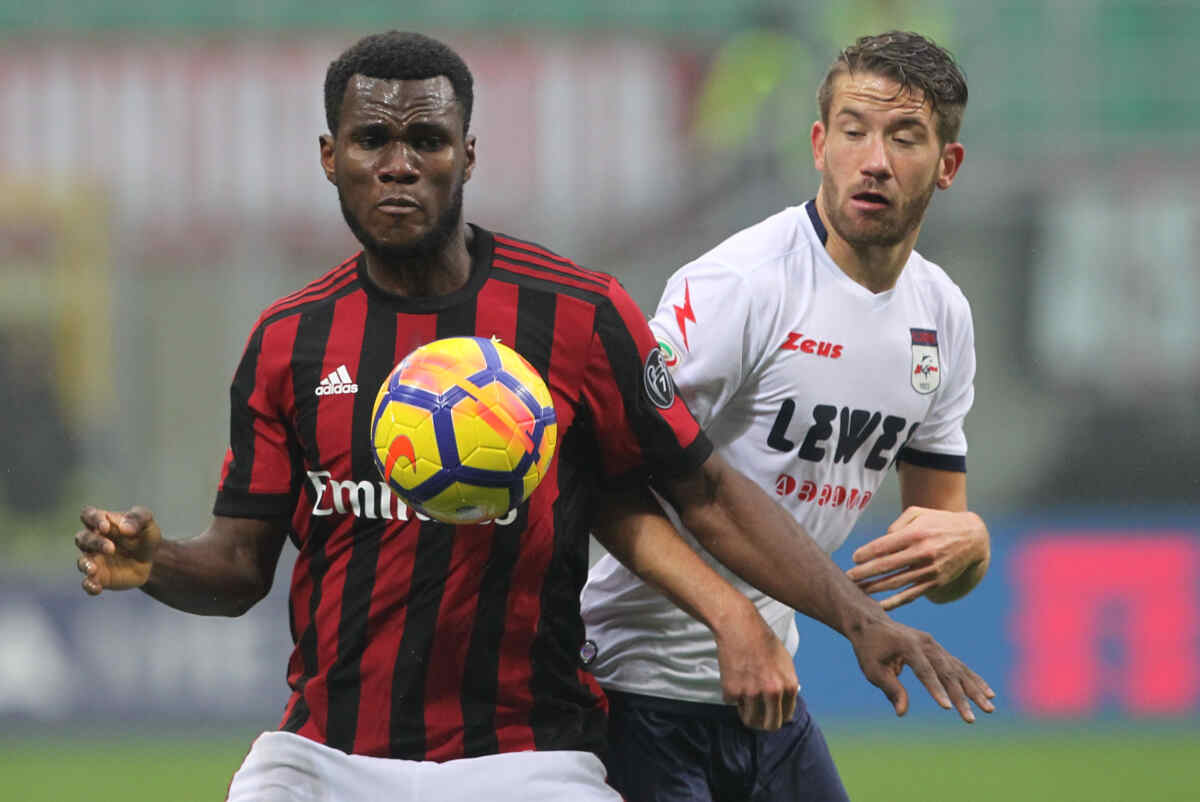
319, 134, 337, 185
463, 133, 476, 183
936, 141, 965, 190
811, 121, 827, 172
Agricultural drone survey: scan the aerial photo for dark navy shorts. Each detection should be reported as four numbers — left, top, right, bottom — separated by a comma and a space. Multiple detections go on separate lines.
603, 689, 850, 802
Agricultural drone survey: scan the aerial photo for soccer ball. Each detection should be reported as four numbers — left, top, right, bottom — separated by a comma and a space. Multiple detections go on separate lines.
371, 336, 558, 524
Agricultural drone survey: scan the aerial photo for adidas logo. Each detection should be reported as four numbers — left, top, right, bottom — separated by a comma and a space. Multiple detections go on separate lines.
315, 365, 359, 396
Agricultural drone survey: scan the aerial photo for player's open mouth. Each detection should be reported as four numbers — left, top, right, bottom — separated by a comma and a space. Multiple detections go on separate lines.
851, 192, 890, 207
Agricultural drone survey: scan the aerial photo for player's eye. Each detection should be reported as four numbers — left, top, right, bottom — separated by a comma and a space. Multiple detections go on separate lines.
413, 136, 445, 151
354, 126, 391, 149
406, 125, 450, 152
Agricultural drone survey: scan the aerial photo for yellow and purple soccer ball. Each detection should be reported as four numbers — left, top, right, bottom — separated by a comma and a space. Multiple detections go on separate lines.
371, 336, 558, 524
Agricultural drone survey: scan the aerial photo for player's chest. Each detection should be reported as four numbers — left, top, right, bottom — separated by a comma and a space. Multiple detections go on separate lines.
768, 283, 943, 394
287, 328, 579, 472
730, 298, 948, 457
288, 342, 390, 455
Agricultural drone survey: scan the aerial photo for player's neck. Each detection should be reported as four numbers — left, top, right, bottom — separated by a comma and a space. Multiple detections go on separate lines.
364, 224, 474, 297
823, 225, 920, 294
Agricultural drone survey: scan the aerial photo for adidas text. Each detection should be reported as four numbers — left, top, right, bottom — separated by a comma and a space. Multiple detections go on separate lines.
316, 383, 358, 396
316, 365, 358, 396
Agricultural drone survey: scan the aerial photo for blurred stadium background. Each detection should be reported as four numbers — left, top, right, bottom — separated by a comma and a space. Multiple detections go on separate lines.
2, 1, 1198, 799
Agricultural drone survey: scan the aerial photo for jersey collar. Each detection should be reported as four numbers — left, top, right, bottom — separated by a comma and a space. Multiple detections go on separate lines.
801, 198, 912, 304
804, 198, 828, 246
355, 224, 495, 313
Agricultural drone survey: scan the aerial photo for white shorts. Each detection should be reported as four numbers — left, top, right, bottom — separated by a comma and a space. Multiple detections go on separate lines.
226, 730, 622, 802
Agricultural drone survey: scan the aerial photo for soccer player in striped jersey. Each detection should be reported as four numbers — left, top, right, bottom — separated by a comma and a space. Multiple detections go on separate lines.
583, 31, 993, 802
72, 30, 992, 802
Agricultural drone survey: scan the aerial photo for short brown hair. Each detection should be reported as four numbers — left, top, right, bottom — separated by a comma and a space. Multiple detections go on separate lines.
816, 31, 968, 145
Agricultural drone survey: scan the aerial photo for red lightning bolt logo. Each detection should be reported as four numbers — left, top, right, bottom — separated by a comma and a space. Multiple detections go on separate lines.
673, 280, 696, 350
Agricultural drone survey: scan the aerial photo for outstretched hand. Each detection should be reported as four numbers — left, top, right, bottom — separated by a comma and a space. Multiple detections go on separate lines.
847, 507, 989, 610
849, 614, 995, 723
714, 608, 798, 731
75, 505, 162, 595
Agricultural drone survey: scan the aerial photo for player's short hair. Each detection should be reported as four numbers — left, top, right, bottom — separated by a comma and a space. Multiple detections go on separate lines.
324, 30, 475, 136
816, 31, 968, 145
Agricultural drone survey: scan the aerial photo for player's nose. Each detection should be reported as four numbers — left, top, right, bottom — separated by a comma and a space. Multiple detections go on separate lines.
378, 142, 419, 184
860, 135, 892, 180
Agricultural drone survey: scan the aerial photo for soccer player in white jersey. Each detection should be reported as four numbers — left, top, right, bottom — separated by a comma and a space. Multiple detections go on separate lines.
582, 31, 992, 801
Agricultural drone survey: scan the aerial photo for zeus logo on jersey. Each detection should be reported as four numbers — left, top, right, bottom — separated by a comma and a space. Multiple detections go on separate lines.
766, 401, 918, 471
779, 332, 844, 359
306, 470, 519, 525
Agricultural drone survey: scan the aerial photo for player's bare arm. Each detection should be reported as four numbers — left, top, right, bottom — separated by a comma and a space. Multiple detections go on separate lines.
659, 452, 996, 723
593, 487, 798, 731
846, 464, 991, 611
75, 507, 288, 616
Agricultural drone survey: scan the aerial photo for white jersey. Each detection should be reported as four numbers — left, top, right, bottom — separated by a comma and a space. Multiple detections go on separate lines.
581, 200, 976, 704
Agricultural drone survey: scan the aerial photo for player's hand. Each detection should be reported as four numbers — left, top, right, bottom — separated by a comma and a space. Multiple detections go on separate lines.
846, 507, 989, 610
849, 613, 995, 723
714, 605, 798, 731
74, 505, 163, 595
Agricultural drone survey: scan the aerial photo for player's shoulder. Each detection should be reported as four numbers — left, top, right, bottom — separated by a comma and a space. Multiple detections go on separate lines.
905, 250, 973, 321
490, 229, 617, 299
673, 205, 816, 293
254, 251, 364, 330
702, 205, 812, 271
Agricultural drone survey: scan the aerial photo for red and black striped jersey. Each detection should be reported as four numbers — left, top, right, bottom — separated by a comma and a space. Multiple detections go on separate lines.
213, 225, 711, 761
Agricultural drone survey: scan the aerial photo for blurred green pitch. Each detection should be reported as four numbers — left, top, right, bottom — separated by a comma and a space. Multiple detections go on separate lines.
4, 727, 1198, 801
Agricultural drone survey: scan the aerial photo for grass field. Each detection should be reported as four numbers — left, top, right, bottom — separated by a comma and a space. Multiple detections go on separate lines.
4, 726, 1198, 801
827, 725, 1200, 801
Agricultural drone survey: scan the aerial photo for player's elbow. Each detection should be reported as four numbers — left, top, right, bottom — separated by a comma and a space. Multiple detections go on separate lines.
226, 591, 267, 617
225, 574, 274, 616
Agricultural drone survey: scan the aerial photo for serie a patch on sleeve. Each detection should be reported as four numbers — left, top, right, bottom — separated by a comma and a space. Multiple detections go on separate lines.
643, 346, 676, 409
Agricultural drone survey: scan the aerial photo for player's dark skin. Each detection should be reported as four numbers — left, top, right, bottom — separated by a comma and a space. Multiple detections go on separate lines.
318, 75, 477, 299
75, 73, 995, 724
74, 76, 479, 615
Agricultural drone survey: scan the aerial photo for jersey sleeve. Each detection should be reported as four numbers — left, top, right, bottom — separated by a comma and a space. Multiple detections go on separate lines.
212, 318, 302, 519
580, 278, 713, 486
648, 259, 780, 428
897, 294, 975, 472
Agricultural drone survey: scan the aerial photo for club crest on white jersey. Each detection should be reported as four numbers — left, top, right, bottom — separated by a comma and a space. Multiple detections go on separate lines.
910, 329, 941, 394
